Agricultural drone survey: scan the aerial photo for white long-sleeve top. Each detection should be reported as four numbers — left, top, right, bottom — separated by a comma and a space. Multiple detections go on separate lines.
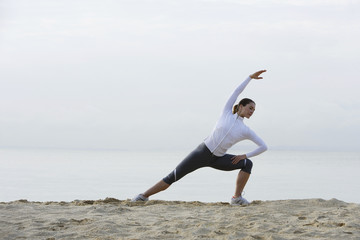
204, 76, 268, 158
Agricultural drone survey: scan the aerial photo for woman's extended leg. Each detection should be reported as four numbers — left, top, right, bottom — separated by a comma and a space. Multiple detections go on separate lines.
143, 180, 170, 198
143, 144, 211, 198
132, 143, 212, 201
234, 171, 250, 198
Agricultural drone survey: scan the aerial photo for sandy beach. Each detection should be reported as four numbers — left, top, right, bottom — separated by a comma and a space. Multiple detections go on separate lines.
1, 198, 359, 240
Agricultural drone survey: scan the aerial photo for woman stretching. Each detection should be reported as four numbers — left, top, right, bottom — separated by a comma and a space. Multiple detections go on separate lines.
132, 70, 268, 205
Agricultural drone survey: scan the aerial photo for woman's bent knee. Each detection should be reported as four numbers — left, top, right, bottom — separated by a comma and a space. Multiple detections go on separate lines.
243, 159, 253, 174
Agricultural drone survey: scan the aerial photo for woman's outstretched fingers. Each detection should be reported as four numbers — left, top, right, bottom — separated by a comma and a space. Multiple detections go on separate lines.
250, 70, 267, 79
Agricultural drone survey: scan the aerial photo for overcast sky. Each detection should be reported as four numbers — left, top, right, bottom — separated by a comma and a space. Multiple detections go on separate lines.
0, 0, 359, 152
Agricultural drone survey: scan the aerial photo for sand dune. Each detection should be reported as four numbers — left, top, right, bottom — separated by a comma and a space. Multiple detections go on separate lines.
1, 198, 359, 239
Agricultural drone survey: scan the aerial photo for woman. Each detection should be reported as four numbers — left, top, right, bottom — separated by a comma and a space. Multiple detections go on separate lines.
132, 70, 268, 205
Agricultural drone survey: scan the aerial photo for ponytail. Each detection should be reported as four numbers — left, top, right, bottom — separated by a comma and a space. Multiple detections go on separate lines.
232, 104, 239, 114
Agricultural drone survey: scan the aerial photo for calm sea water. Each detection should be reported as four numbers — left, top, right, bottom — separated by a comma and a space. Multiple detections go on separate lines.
1, 148, 359, 203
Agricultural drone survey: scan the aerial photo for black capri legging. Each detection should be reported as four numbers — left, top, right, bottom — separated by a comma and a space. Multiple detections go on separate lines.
163, 143, 253, 185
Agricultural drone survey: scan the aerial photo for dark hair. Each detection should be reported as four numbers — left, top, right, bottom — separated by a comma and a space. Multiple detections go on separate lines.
232, 98, 255, 114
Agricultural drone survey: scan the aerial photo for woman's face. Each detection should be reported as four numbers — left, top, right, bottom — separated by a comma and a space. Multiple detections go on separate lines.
238, 102, 256, 119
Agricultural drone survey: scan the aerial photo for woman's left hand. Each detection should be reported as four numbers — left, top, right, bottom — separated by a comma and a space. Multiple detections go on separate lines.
231, 154, 247, 164
250, 70, 267, 79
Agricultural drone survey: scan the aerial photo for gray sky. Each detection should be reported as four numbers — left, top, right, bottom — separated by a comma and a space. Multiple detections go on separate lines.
1, 0, 359, 151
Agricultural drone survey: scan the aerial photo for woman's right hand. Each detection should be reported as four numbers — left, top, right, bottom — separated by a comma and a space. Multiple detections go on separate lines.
231, 154, 247, 165
250, 70, 267, 79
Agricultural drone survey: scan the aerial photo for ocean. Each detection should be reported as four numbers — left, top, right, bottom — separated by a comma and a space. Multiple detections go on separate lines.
1, 148, 359, 204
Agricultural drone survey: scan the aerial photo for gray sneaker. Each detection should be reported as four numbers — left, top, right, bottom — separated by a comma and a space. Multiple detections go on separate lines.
231, 196, 250, 205
131, 194, 149, 202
